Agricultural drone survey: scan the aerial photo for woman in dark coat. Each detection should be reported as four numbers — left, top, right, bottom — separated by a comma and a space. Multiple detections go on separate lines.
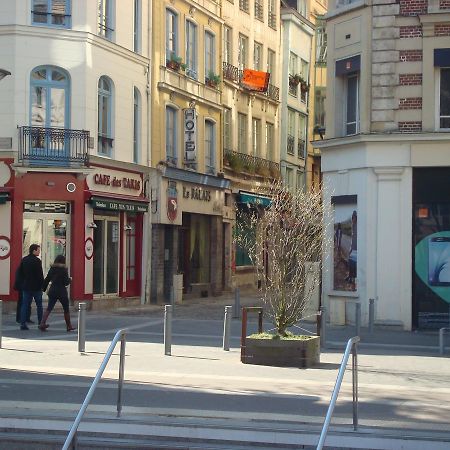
40, 255, 75, 332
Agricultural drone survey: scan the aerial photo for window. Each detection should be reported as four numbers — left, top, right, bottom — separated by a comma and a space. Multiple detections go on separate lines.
345, 74, 359, 135
316, 19, 327, 66
224, 26, 232, 65
300, 59, 309, 103
205, 120, 215, 174
133, 88, 141, 163
298, 114, 307, 158
268, 0, 276, 29
98, 76, 114, 156
439, 68, 450, 129
287, 109, 295, 155
133, 0, 141, 53
252, 118, 261, 157
224, 108, 232, 151
166, 10, 178, 62
238, 34, 248, 71
98, 0, 114, 40
285, 167, 294, 191
265, 122, 274, 160
239, 0, 249, 13
238, 113, 247, 154
314, 87, 326, 129
185, 20, 197, 79
267, 48, 275, 81
296, 170, 305, 192
165, 106, 178, 165
289, 52, 298, 96
255, 0, 264, 21
205, 32, 215, 80
32, 0, 71, 27
298, 0, 307, 17
254, 42, 263, 71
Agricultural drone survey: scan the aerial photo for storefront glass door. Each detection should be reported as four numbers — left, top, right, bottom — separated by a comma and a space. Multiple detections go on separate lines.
93, 217, 119, 295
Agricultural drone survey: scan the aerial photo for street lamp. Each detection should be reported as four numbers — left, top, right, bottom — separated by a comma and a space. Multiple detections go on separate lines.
0, 69, 11, 81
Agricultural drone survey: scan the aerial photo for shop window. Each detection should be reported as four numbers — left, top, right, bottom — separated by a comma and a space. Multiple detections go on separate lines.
133, 87, 141, 163
126, 219, 137, 283
190, 215, 211, 283
165, 106, 178, 165
166, 9, 178, 63
98, 76, 114, 156
205, 120, 215, 175
235, 208, 254, 266
98, 0, 114, 40
439, 67, 450, 129
133, 0, 142, 53
185, 20, 197, 79
32, 0, 71, 27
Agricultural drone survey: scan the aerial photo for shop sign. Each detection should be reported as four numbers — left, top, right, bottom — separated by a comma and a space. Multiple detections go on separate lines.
91, 197, 148, 213
87, 167, 143, 197
167, 181, 178, 222
182, 186, 211, 202
183, 108, 197, 163
94, 173, 141, 190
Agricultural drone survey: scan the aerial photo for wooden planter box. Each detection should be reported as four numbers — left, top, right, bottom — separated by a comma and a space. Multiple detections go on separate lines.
242, 335, 320, 368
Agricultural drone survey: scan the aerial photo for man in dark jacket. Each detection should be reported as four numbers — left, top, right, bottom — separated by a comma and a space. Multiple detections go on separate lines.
19, 244, 44, 330
14, 265, 32, 324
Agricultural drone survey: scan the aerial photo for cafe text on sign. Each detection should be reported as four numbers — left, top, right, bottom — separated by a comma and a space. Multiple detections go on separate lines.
94, 173, 141, 191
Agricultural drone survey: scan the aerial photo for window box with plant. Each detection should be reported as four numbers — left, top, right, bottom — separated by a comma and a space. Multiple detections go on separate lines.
206, 71, 220, 88
289, 74, 309, 93
166, 53, 187, 72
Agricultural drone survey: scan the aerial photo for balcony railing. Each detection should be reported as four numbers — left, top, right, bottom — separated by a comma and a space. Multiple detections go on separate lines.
224, 148, 280, 179
255, 0, 264, 20
268, 11, 277, 29
287, 135, 295, 155
222, 62, 280, 101
18, 126, 89, 167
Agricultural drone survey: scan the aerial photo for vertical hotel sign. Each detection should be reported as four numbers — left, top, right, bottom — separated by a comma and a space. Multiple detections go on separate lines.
183, 108, 197, 163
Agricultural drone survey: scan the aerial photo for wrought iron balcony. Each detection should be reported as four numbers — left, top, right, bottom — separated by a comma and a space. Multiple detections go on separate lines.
18, 126, 89, 167
224, 148, 280, 179
287, 135, 295, 155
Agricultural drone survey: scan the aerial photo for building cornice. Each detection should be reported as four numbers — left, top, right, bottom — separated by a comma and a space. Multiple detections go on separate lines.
280, 7, 315, 34
324, 0, 368, 20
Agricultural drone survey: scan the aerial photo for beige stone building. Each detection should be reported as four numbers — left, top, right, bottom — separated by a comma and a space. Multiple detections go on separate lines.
314, 0, 450, 330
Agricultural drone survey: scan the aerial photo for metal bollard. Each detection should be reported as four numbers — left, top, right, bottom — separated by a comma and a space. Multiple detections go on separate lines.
368, 298, 375, 334
223, 306, 232, 351
355, 302, 361, 337
233, 287, 240, 319
117, 332, 126, 417
164, 305, 173, 356
320, 306, 326, 348
439, 328, 448, 356
78, 303, 87, 353
0, 300, 2, 349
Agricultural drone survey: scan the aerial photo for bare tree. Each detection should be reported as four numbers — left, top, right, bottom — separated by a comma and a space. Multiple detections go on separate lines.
235, 182, 330, 336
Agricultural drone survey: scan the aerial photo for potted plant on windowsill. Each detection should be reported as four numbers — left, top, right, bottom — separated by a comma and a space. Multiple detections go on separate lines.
289, 74, 302, 87
166, 53, 187, 72
206, 71, 221, 88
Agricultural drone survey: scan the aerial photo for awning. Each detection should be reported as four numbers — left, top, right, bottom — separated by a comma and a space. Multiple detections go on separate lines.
335, 55, 361, 76
434, 49, 450, 67
237, 192, 271, 208
90, 196, 149, 213
0, 192, 11, 204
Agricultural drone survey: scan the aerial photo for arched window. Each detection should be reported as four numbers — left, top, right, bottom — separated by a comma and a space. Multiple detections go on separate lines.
32, 0, 71, 28
205, 120, 215, 175
133, 87, 141, 163
98, 76, 114, 156
165, 106, 177, 165
31, 66, 69, 129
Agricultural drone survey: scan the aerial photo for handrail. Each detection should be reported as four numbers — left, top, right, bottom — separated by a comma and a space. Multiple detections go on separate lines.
317, 336, 360, 450
62, 329, 127, 450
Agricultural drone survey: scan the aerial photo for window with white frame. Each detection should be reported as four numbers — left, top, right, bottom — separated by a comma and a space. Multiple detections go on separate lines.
316, 19, 327, 66
98, 76, 114, 156
224, 108, 232, 151
268, 0, 276, 29
133, 87, 141, 163
289, 52, 298, 96
238, 34, 248, 71
255, 0, 264, 21
345, 74, 359, 135
265, 122, 274, 160
205, 31, 215, 80
267, 48, 275, 81
98, 0, 114, 40
238, 113, 247, 153
166, 9, 178, 62
205, 120, 215, 174
285, 167, 294, 191
298, 0, 307, 17
439, 68, 450, 129
32, 0, 71, 27
224, 26, 232, 64
298, 114, 307, 158
296, 170, 305, 192
300, 59, 309, 103
252, 118, 261, 157
165, 106, 177, 165
185, 20, 197, 79
254, 42, 263, 71
133, 0, 141, 53
287, 109, 295, 155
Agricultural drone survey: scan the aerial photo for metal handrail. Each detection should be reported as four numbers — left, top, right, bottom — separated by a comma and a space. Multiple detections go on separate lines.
62, 329, 127, 450
317, 336, 360, 450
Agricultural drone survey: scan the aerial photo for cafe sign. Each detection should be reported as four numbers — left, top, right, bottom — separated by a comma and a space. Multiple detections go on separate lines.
183, 108, 197, 163
91, 197, 148, 213
87, 167, 143, 197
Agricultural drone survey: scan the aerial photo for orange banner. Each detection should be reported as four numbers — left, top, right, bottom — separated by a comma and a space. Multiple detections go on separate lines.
241, 69, 270, 93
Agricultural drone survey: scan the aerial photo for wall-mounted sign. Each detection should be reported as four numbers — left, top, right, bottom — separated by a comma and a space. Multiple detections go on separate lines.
183, 108, 197, 163
182, 186, 211, 202
241, 69, 270, 93
0, 235, 11, 259
91, 197, 148, 213
84, 237, 94, 260
87, 167, 143, 197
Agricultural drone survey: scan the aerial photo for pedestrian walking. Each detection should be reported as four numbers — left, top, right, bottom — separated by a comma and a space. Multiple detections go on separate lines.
19, 244, 44, 330
14, 264, 32, 324
40, 254, 75, 332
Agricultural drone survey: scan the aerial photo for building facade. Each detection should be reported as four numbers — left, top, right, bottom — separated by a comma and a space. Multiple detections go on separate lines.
0, 0, 151, 308
314, 0, 450, 330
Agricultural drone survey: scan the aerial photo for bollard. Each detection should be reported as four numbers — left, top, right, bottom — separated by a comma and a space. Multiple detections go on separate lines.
233, 287, 240, 319
355, 302, 361, 337
164, 305, 172, 356
368, 298, 375, 334
117, 332, 126, 417
320, 306, 326, 348
223, 306, 232, 351
78, 303, 87, 353
439, 328, 448, 356
0, 300, 2, 349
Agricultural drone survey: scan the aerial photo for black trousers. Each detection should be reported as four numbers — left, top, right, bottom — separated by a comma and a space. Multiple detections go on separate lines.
47, 295, 70, 314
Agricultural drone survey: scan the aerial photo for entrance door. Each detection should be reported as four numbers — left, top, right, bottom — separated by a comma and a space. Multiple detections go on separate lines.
22, 213, 70, 275
93, 217, 120, 295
